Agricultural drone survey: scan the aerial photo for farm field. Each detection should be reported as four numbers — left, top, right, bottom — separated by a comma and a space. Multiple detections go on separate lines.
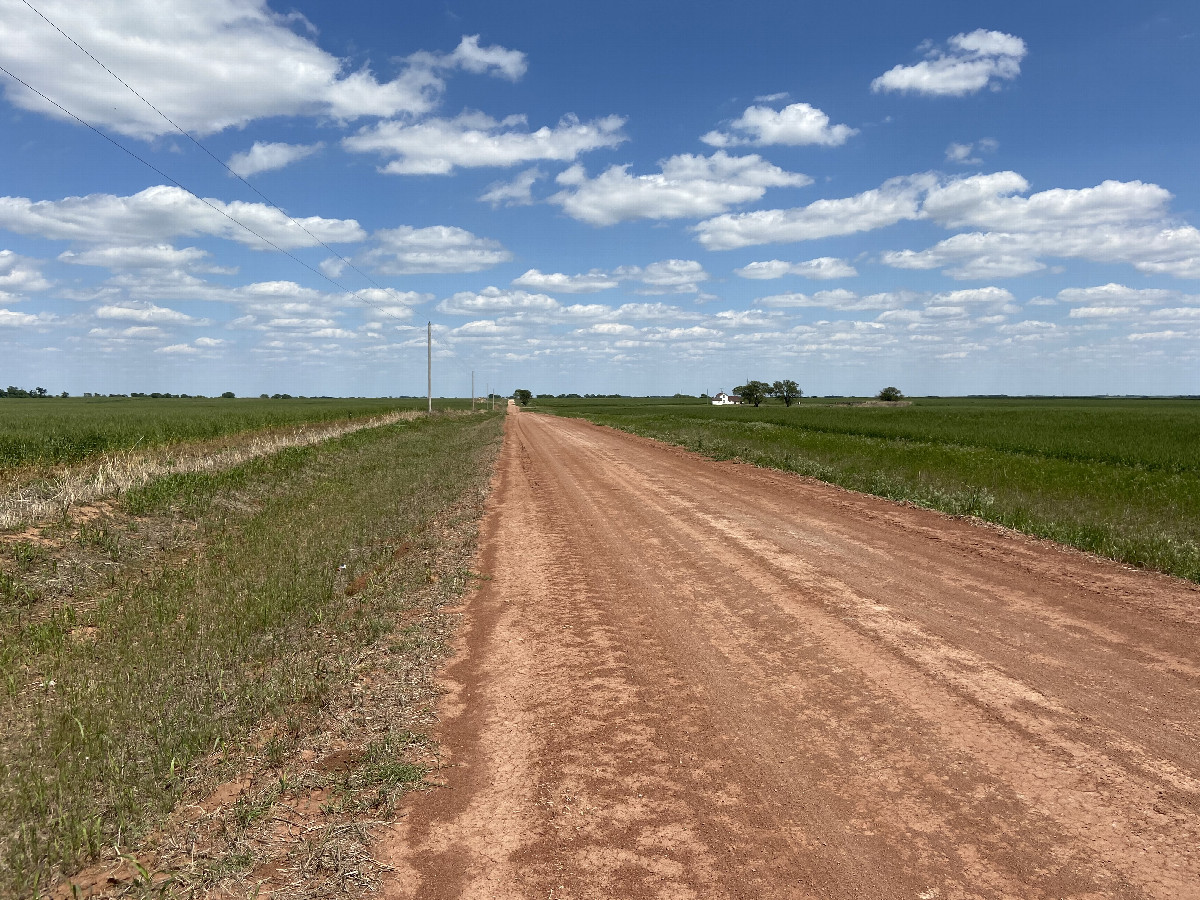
536, 396, 1200, 582
0, 396, 442, 469
0, 407, 503, 895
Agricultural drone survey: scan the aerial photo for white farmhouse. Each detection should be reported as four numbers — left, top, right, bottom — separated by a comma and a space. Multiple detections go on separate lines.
711, 391, 742, 405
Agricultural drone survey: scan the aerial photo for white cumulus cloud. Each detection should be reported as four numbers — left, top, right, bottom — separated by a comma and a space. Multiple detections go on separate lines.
880, 175, 1200, 280
58, 244, 213, 270
551, 151, 810, 226
0, 2, 525, 138
0, 186, 365, 249
95, 301, 199, 324
734, 257, 857, 279
702, 102, 857, 148
343, 112, 626, 175
511, 269, 618, 293
872, 29, 1027, 97
613, 259, 710, 295
480, 168, 544, 207
0, 250, 51, 294
227, 141, 323, 177
353, 226, 512, 275
695, 173, 937, 250
437, 287, 559, 315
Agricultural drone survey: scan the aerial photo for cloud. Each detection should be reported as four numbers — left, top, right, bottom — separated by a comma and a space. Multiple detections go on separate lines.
437, 287, 559, 315
921, 173, 1170, 231
480, 167, 544, 207
756, 289, 911, 311
1055, 284, 1178, 307
573, 322, 636, 336
0, 308, 57, 327
946, 138, 998, 165
880, 174, 1200, 279
734, 257, 857, 279
227, 141, 323, 177
58, 243, 213, 270
0, 250, 51, 294
450, 319, 525, 339
702, 102, 857, 148
444, 34, 527, 80
343, 112, 626, 175
613, 259, 710, 294
511, 260, 711, 295
94, 301, 199, 324
694, 173, 936, 250
0, 186, 365, 249
153, 343, 200, 354
511, 268, 618, 293
550, 151, 810, 226
1068, 306, 1138, 319
871, 29, 1027, 97
885, 225, 1200, 281
0, 2, 526, 138
930, 286, 1015, 305
352, 225, 511, 275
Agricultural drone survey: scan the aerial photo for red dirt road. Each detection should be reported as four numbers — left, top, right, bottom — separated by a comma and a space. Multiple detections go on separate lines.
379, 411, 1200, 899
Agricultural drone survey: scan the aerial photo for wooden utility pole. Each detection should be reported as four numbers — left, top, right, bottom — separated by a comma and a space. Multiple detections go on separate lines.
472, 370, 475, 412
426, 321, 432, 415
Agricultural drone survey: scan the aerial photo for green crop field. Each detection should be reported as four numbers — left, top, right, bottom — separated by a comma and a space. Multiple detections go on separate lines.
0, 397, 444, 469
535, 396, 1200, 582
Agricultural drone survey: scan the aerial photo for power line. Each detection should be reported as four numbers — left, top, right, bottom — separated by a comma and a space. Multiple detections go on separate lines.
2, 6, 412, 324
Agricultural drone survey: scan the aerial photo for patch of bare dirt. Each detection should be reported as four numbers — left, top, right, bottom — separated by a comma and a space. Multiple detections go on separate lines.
377, 411, 1200, 899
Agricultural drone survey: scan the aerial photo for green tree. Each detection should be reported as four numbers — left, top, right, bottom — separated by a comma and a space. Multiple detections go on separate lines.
770, 379, 802, 406
877, 386, 904, 402
733, 380, 771, 408
513, 388, 533, 406
220, 391, 236, 399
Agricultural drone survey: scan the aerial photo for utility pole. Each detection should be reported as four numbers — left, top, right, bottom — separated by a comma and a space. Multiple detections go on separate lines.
427, 321, 432, 415
471, 370, 475, 413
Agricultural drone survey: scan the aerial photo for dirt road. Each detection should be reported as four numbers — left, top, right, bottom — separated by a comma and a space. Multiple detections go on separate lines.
379, 411, 1200, 899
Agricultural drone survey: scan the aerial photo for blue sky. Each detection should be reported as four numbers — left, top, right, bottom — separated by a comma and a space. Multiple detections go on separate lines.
1, 0, 1198, 397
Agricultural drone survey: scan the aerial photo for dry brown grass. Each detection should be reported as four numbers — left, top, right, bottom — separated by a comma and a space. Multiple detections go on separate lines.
0, 411, 422, 531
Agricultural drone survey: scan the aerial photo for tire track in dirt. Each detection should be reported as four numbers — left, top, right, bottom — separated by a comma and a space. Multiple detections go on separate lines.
378, 411, 1200, 899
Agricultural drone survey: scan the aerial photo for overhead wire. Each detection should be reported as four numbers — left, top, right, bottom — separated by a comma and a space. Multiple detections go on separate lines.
4, 0, 414, 324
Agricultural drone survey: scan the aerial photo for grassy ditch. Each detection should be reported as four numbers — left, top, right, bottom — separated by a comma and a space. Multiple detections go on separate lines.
0, 411, 503, 895
538, 397, 1200, 582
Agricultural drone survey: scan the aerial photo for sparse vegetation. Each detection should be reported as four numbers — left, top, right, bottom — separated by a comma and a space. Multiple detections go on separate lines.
537, 396, 1200, 582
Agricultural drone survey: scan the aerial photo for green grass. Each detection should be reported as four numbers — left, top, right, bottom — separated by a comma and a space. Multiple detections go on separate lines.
536, 396, 1200, 582
0, 397, 486, 469
0, 411, 503, 893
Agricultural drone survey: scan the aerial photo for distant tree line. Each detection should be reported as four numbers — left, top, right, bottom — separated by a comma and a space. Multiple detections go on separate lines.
2, 385, 64, 398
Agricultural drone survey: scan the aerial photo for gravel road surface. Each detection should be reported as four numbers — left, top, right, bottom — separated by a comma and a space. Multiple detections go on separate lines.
379, 410, 1200, 899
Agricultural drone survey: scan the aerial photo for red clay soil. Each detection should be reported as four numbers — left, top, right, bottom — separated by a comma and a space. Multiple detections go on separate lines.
377, 410, 1200, 899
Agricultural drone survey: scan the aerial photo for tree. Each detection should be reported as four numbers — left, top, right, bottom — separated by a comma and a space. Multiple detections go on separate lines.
770, 379, 802, 406
733, 380, 771, 408
877, 386, 904, 402
513, 388, 533, 406
220, 391, 236, 399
